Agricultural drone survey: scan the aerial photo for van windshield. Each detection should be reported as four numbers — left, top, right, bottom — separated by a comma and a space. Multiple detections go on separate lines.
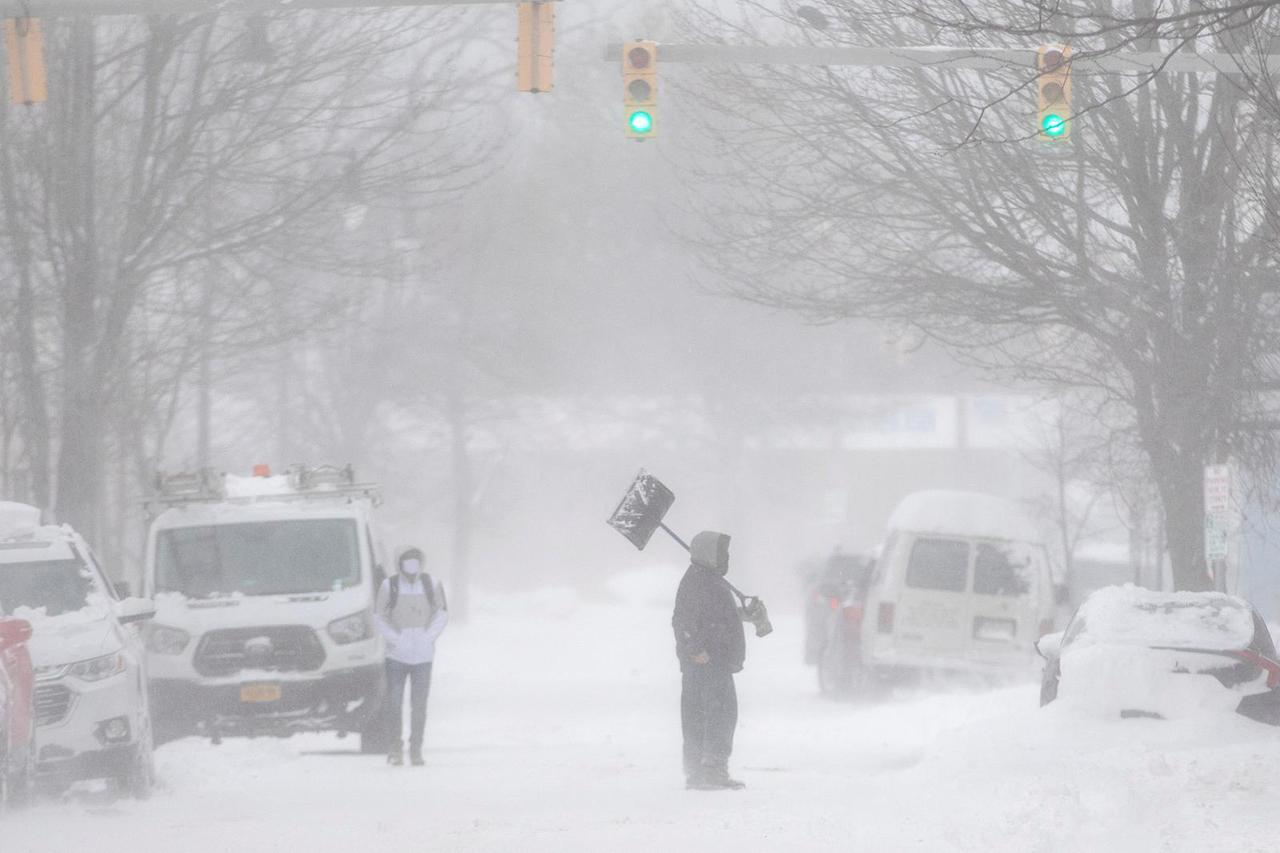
155, 519, 361, 598
905, 538, 969, 592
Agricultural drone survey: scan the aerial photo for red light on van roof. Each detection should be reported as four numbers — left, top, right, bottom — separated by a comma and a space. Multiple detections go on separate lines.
252, 464, 271, 477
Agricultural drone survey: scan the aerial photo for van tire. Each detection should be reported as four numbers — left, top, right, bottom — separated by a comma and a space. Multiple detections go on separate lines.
818, 625, 859, 698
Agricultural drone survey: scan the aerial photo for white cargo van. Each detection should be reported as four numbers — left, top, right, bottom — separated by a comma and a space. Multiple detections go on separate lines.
142, 465, 387, 745
859, 490, 1056, 681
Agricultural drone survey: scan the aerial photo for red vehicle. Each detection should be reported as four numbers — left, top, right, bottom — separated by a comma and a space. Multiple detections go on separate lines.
0, 615, 35, 810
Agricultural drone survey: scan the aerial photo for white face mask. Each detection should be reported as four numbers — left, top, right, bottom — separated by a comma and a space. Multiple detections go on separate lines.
400, 558, 422, 577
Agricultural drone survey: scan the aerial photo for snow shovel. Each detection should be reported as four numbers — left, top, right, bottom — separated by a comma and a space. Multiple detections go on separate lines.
607, 469, 772, 637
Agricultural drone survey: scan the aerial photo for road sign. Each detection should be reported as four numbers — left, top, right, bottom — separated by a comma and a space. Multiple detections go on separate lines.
1204, 462, 1240, 583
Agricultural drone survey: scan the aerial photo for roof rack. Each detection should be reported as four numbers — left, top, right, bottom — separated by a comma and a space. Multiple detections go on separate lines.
146, 463, 381, 514
287, 463, 357, 491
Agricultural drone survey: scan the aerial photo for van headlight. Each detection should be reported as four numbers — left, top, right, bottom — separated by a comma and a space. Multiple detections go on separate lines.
327, 612, 372, 645
146, 624, 191, 655
69, 652, 127, 682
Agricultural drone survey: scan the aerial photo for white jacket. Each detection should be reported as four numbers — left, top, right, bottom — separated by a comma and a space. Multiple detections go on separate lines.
374, 574, 449, 665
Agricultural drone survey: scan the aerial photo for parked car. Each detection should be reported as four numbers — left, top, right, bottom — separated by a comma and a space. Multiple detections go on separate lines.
1038, 585, 1280, 724
143, 465, 387, 749
0, 511, 157, 797
802, 551, 875, 695
859, 491, 1056, 685
0, 614, 35, 811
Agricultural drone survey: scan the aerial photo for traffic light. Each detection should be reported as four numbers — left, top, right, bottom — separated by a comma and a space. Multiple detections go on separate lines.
4, 17, 46, 105
623, 40, 657, 139
516, 2, 554, 94
1036, 44, 1071, 141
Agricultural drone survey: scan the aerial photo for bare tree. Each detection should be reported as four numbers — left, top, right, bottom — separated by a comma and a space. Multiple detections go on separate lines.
0, 9, 497, 545
673, 0, 1280, 590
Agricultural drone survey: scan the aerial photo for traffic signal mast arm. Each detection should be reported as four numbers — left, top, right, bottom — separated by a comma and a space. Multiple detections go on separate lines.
3, 0, 535, 16
601, 41, 1274, 77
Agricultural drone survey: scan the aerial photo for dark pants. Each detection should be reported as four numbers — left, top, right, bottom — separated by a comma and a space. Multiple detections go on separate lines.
384, 659, 433, 754
681, 669, 738, 777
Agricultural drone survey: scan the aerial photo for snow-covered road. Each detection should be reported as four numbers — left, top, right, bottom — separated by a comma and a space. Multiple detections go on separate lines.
6, 578, 1280, 852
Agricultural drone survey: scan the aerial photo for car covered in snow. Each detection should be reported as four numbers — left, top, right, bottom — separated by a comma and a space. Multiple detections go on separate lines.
0, 611, 35, 810
143, 465, 387, 746
0, 509, 157, 796
858, 491, 1056, 685
1037, 585, 1280, 723
802, 551, 875, 695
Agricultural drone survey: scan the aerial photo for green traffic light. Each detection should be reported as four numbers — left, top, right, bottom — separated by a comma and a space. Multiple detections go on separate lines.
628, 110, 653, 134
1042, 113, 1067, 138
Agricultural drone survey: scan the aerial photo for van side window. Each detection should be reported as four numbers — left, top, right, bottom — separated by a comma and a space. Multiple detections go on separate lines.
973, 543, 1033, 597
905, 538, 969, 592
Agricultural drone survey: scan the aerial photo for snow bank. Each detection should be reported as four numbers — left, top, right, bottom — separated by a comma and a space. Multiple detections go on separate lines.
0, 500, 42, 533
886, 490, 1041, 543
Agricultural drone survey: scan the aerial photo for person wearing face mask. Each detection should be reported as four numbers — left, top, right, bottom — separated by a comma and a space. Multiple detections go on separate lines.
374, 546, 448, 766
672, 530, 747, 790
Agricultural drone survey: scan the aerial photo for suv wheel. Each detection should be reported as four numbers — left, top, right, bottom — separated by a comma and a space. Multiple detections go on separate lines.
0, 749, 9, 816
8, 737, 35, 807
116, 722, 156, 800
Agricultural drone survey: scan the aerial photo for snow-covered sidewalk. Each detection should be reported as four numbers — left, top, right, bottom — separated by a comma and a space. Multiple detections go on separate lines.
5, 579, 1280, 852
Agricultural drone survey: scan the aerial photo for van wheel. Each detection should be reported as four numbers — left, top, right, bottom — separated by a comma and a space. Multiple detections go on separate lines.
818, 628, 855, 697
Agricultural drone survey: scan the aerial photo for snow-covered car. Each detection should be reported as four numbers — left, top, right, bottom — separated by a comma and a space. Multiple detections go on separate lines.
0, 614, 35, 810
803, 551, 875, 695
1038, 585, 1280, 724
859, 491, 1056, 684
143, 465, 387, 746
0, 514, 157, 796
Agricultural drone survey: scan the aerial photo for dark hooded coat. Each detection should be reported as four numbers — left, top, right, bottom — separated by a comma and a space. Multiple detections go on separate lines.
672, 531, 746, 674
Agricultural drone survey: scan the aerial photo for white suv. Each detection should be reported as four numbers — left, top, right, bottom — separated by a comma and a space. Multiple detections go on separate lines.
0, 511, 157, 796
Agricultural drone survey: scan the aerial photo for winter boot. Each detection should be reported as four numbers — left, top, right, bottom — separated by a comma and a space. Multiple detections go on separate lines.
700, 765, 745, 790
409, 748, 424, 767
387, 746, 404, 767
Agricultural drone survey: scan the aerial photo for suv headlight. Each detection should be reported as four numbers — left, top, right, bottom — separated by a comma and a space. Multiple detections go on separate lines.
327, 611, 372, 645
146, 624, 191, 655
68, 652, 127, 682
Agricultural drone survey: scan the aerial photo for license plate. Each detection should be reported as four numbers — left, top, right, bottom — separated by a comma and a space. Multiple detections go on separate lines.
240, 683, 282, 703
973, 617, 1017, 642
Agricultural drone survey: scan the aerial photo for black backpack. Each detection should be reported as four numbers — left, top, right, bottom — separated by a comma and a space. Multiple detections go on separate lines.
386, 573, 444, 616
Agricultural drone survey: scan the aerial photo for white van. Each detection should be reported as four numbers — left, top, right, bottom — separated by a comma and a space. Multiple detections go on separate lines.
142, 465, 387, 745
859, 491, 1056, 681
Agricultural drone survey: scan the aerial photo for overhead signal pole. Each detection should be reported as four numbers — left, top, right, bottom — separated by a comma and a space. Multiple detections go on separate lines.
605, 41, 1263, 141
2, 0, 558, 103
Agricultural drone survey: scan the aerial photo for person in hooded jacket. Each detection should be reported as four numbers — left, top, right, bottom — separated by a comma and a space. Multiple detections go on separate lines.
374, 546, 448, 766
672, 530, 747, 790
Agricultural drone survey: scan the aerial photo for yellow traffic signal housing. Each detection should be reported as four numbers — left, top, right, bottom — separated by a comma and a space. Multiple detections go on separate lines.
623, 40, 657, 139
4, 18, 47, 106
516, 2, 554, 94
1036, 44, 1071, 141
